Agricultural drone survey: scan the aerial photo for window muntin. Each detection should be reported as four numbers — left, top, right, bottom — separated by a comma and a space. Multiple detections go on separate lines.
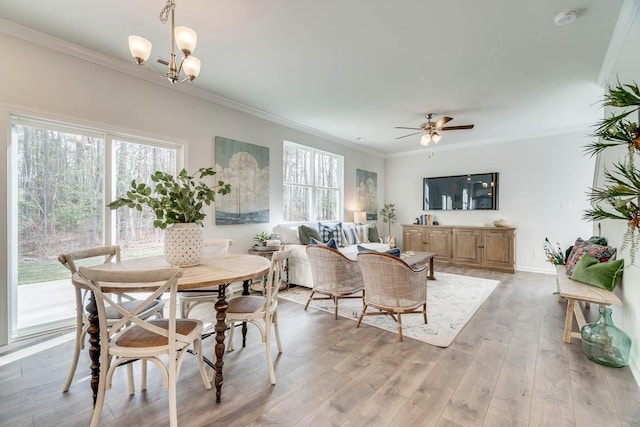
283, 141, 343, 222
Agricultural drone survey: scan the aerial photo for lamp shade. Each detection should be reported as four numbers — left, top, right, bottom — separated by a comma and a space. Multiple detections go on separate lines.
354, 211, 367, 224
128, 35, 152, 62
420, 134, 431, 146
431, 132, 442, 144
175, 26, 197, 54
182, 56, 201, 79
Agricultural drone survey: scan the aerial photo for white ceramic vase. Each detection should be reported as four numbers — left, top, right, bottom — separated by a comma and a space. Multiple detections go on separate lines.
164, 223, 204, 267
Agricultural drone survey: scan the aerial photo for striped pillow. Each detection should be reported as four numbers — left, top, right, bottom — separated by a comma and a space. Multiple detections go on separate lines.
342, 225, 361, 245
354, 224, 370, 243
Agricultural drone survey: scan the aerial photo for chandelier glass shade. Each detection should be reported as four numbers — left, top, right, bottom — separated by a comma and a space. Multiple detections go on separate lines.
128, 0, 201, 84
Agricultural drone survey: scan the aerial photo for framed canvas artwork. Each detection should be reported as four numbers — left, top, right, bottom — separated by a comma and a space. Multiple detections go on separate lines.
214, 136, 269, 224
356, 169, 377, 220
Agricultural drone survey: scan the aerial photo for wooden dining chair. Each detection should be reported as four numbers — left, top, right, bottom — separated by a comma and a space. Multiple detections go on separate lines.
356, 251, 428, 342
225, 249, 291, 384
78, 265, 211, 427
58, 245, 165, 393
178, 239, 233, 318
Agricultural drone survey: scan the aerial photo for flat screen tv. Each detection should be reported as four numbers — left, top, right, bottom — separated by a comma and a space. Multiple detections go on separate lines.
423, 172, 499, 211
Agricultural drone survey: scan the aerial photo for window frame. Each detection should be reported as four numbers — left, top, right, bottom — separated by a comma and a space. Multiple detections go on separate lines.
282, 140, 344, 223
7, 112, 185, 340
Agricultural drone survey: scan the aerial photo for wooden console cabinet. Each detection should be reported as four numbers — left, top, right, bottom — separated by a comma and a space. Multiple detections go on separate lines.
402, 224, 515, 273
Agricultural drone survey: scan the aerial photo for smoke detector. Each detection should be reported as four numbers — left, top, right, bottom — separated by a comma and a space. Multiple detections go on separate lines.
554, 10, 577, 26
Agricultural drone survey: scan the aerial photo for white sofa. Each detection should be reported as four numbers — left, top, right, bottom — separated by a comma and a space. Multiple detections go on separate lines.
272, 222, 390, 288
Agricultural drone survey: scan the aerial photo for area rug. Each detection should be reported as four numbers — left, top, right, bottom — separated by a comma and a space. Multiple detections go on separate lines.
279, 272, 500, 347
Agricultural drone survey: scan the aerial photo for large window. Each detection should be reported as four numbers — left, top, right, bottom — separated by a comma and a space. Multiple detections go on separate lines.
10, 115, 181, 338
283, 141, 343, 222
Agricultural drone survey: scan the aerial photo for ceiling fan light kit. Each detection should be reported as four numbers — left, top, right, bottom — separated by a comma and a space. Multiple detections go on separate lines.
395, 113, 474, 146
128, 0, 201, 84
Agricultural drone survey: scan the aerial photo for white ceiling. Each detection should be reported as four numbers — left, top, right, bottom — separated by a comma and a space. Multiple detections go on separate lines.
0, 0, 629, 155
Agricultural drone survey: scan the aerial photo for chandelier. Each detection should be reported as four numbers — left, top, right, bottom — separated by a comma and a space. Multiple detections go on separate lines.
128, 0, 201, 84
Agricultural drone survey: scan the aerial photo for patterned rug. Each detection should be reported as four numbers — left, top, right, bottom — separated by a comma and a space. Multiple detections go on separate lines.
279, 272, 500, 347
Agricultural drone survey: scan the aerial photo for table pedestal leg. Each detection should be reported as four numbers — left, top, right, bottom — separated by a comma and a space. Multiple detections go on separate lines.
86, 291, 100, 406
241, 279, 249, 347
428, 258, 436, 280
214, 284, 229, 403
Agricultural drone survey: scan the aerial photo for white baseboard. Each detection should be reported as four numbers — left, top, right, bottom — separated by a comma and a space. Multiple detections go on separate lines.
515, 265, 557, 275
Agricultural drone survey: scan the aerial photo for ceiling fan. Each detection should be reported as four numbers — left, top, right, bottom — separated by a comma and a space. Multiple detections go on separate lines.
395, 113, 475, 146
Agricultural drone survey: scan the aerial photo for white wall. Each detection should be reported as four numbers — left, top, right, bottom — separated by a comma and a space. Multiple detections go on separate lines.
592, 10, 640, 383
384, 132, 595, 273
0, 33, 384, 344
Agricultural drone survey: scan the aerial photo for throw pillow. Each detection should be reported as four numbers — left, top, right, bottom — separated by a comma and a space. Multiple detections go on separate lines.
342, 225, 361, 245
357, 245, 401, 257
318, 222, 345, 247
570, 254, 624, 291
354, 224, 370, 243
368, 222, 380, 243
565, 237, 617, 276
309, 237, 337, 249
298, 224, 322, 245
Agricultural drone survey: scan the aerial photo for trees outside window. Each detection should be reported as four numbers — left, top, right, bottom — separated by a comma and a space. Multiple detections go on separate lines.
10, 115, 179, 337
283, 141, 343, 222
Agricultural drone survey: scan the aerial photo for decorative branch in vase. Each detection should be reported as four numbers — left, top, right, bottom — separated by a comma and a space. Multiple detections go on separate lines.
379, 203, 397, 246
108, 167, 231, 266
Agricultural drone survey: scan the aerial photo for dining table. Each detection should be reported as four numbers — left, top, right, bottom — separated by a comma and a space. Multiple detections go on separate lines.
71, 252, 271, 405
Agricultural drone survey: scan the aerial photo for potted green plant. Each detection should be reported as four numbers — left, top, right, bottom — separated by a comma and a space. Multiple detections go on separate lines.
108, 167, 231, 266
254, 231, 270, 246
583, 80, 640, 265
379, 203, 397, 246
584, 81, 640, 167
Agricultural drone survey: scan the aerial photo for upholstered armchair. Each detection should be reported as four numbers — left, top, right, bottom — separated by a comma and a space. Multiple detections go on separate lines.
305, 245, 364, 319
356, 251, 428, 341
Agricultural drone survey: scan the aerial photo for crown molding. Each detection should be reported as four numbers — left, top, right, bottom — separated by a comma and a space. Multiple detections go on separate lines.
596, 0, 640, 87
0, 18, 385, 159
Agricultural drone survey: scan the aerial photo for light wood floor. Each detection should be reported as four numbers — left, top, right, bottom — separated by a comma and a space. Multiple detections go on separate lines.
1, 266, 639, 426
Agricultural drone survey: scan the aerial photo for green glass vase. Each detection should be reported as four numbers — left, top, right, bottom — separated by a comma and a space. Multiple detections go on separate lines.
581, 306, 631, 368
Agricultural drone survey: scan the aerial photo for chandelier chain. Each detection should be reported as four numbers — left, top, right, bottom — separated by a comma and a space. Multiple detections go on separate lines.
159, 0, 176, 24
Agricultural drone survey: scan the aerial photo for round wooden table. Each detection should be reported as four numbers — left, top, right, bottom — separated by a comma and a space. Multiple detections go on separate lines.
72, 253, 271, 405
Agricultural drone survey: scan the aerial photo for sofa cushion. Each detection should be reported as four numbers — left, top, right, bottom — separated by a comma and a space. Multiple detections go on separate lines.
299, 224, 322, 245
354, 224, 370, 243
273, 223, 301, 244
565, 237, 617, 276
319, 222, 345, 247
368, 222, 380, 243
570, 254, 624, 291
309, 237, 337, 249
342, 224, 361, 245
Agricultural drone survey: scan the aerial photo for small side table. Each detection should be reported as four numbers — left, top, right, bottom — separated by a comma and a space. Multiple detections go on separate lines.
247, 248, 288, 294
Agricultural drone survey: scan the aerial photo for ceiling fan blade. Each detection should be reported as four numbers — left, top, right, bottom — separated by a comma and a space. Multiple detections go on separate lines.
395, 132, 422, 140
434, 116, 453, 128
441, 124, 475, 131
394, 126, 421, 130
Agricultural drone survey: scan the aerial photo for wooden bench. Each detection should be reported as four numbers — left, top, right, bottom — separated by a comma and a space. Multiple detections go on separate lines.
556, 265, 623, 343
